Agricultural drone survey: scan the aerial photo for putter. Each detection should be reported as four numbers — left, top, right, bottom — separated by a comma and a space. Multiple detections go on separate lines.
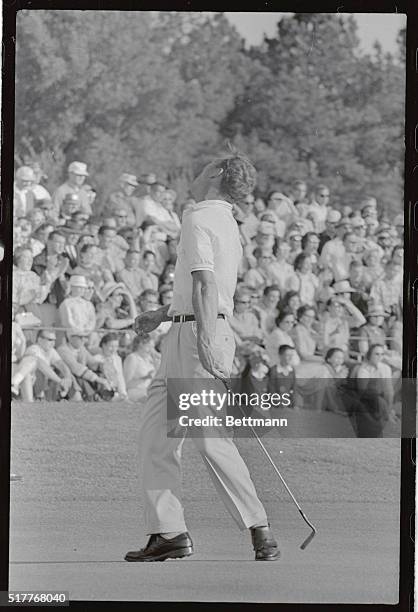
218, 377, 317, 550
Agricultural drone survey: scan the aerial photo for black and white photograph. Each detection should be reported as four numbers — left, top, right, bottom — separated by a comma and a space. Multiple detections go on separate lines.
7, 8, 411, 604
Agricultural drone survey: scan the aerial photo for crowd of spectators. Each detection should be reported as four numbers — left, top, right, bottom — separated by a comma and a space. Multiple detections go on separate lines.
11, 160, 404, 428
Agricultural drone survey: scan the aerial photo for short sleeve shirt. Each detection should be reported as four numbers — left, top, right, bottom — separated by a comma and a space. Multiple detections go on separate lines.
25, 343, 61, 366
169, 200, 243, 318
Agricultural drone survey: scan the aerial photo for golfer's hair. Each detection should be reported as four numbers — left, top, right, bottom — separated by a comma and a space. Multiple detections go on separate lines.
100, 332, 119, 348
278, 344, 294, 355
325, 347, 344, 363
216, 149, 257, 203
366, 343, 384, 361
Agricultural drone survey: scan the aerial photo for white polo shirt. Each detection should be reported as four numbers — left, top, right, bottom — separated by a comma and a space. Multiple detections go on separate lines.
168, 200, 243, 318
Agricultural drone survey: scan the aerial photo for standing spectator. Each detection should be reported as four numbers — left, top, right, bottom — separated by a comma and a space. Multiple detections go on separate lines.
354, 344, 393, 437
24, 330, 73, 401
57, 193, 81, 226
318, 209, 341, 253
11, 304, 38, 401
58, 275, 96, 333
99, 333, 128, 401
123, 333, 161, 401
52, 161, 91, 217
105, 173, 139, 225
307, 184, 330, 233
244, 249, 277, 291
29, 161, 51, 203
14, 166, 36, 219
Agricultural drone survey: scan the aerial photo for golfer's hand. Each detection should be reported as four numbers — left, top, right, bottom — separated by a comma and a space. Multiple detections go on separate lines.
197, 335, 230, 380
133, 310, 163, 335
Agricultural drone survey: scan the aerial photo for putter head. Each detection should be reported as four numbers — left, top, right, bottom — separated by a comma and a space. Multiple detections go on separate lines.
300, 528, 316, 550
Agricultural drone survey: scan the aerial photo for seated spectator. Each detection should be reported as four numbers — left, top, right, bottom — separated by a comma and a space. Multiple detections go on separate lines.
57, 330, 112, 401
292, 305, 324, 368
265, 311, 300, 367
92, 225, 125, 275
159, 284, 173, 306
269, 240, 293, 293
99, 333, 128, 401
268, 344, 297, 400
244, 248, 278, 291
116, 249, 158, 297
318, 209, 341, 253
348, 261, 370, 315
123, 333, 161, 401
96, 282, 137, 330
31, 221, 56, 251
70, 244, 114, 299
11, 304, 38, 401
287, 231, 303, 264
57, 193, 81, 226
240, 349, 271, 396
136, 289, 160, 313
357, 304, 388, 357
279, 290, 301, 319
52, 161, 92, 218
318, 294, 366, 355
370, 259, 403, 316
58, 274, 96, 333
13, 247, 52, 308
61, 224, 84, 268
254, 284, 281, 334
259, 212, 286, 238
315, 267, 335, 314
321, 348, 349, 379
229, 288, 264, 352
27, 207, 46, 232
301, 232, 321, 272
285, 253, 319, 306
362, 248, 385, 287
32, 230, 69, 306
24, 329, 74, 401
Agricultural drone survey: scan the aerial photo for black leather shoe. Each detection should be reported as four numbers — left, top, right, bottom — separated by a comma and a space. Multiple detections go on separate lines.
125, 532, 194, 562
250, 526, 280, 561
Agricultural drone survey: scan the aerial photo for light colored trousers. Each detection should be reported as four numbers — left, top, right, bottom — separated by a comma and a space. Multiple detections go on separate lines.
139, 317, 268, 534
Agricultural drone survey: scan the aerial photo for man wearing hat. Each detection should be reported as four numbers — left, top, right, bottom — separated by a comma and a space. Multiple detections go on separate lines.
14, 166, 36, 219
318, 209, 341, 253
57, 329, 111, 401
104, 173, 140, 226
52, 161, 92, 218
58, 275, 96, 334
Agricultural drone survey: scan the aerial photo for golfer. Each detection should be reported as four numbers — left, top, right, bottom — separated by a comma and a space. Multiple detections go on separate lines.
125, 152, 279, 562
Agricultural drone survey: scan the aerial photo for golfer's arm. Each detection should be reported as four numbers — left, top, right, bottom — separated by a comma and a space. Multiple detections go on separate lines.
192, 270, 218, 342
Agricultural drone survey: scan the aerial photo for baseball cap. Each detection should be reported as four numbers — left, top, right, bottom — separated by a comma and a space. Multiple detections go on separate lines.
63, 193, 80, 205
68, 161, 89, 176
326, 209, 341, 223
16, 166, 35, 181
120, 173, 139, 187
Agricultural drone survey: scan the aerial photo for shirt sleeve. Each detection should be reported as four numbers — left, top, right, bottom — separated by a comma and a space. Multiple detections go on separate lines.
182, 219, 215, 273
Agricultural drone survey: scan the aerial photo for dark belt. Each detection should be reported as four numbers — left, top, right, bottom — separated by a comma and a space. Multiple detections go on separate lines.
171, 313, 226, 323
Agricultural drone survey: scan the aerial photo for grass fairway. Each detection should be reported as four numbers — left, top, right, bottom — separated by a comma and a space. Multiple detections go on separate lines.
9, 401, 401, 603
